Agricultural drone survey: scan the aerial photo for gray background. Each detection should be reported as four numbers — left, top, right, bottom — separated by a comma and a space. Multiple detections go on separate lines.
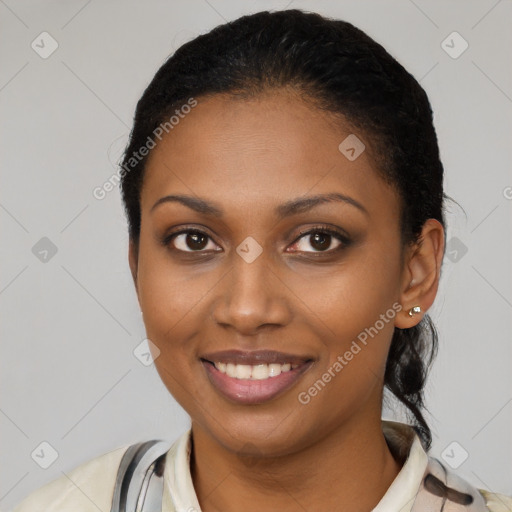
1, 0, 511, 509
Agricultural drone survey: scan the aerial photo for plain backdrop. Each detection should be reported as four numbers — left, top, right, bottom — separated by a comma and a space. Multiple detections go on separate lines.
1, 0, 511, 509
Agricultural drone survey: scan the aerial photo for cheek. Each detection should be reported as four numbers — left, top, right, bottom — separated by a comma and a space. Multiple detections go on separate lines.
295, 288, 397, 429
296, 239, 401, 385
135, 241, 222, 407
295, 245, 400, 340
136, 243, 204, 338
137, 250, 206, 406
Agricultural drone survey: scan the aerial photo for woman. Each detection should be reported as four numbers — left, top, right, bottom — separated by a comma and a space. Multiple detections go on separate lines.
13, 9, 511, 512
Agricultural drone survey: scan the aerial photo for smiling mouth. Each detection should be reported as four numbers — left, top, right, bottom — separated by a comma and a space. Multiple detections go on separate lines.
200, 358, 314, 405
201, 359, 307, 380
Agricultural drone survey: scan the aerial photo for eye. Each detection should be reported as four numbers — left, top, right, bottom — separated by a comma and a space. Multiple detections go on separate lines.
163, 228, 220, 253
289, 226, 350, 254
162, 225, 351, 255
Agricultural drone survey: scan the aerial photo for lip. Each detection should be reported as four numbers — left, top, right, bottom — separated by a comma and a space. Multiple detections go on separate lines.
201, 358, 314, 405
200, 349, 313, 366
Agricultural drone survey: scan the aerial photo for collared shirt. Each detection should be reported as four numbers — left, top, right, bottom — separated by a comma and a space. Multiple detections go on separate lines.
12, 421, 512, 512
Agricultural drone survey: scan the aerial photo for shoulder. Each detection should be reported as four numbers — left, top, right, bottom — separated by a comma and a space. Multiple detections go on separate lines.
479, 489, 512, 512
12, 444, 131, 512
410, 448, 511, 512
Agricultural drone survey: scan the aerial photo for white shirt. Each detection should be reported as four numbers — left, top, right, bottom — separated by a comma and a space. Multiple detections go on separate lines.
12, 421, 511, 512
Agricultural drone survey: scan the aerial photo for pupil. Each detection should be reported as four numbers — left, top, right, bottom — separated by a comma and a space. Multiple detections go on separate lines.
311, 233, 330, 251
188, 233, 207, 250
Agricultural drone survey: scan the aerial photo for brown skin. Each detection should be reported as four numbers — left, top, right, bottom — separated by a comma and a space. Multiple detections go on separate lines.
129, 88, 445, 512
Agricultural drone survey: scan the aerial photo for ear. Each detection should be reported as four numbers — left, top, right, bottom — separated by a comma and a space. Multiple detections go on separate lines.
128, 238, 139, 298
394, 219, 445, 328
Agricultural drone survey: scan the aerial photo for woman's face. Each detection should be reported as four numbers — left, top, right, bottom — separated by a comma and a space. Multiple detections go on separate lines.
131, 89, 420, 456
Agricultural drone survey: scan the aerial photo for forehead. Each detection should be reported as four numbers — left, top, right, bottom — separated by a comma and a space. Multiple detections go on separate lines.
141, 90, 399, 222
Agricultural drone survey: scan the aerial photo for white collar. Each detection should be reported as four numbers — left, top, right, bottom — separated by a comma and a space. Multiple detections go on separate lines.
162, 420, 429, 512
374, 421, 429, 512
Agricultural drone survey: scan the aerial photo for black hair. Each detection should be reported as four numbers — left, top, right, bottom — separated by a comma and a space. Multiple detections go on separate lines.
120, 8, 451, 449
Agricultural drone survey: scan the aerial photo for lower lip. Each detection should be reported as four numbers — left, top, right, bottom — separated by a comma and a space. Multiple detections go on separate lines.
202, 360, 313, 405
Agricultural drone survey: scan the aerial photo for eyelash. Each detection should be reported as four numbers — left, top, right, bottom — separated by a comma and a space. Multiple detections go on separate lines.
161, 224, 351, 256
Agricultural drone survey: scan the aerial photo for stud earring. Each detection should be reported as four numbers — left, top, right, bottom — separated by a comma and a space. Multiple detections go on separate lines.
408, 306, 422, 317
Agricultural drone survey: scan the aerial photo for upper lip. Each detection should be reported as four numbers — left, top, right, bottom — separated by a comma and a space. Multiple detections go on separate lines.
200, 350, 313, 366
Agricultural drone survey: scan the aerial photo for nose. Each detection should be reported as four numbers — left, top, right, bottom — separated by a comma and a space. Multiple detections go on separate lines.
211, 248, 292, 335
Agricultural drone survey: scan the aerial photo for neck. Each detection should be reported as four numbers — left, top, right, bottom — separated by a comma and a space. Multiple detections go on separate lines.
190, 415, 403, 512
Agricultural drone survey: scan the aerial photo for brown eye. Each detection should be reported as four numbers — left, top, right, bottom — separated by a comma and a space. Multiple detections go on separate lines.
165, 229, 219, 252
289, 226, 350, 254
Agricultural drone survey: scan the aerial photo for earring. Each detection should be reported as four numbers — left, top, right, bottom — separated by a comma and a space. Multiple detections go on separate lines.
408, 306, 422, 317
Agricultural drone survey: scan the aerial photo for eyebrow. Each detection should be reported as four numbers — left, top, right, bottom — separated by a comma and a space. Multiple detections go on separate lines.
150, 192, 369, 218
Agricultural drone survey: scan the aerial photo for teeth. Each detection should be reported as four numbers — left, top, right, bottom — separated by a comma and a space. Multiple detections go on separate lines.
213, 362, 300, 380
